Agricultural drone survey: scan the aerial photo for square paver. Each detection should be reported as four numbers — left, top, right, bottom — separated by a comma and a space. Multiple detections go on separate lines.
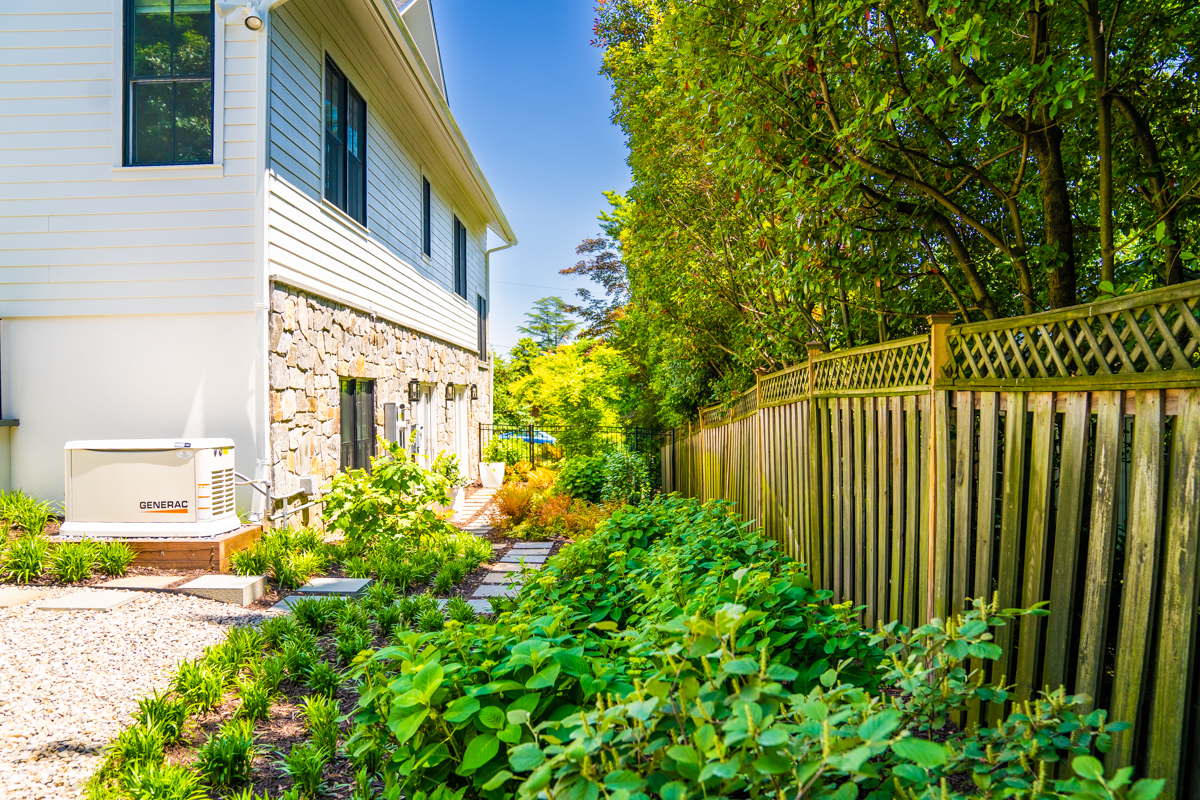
99, 576, 180, 591
507, 547, 551, 556
177, 574, 265, 606
294, 577, 371, 597
482, 572, 521, 584
472, 584, 518, 599
500, 554, 546, 565
37, 591, 139, 611
269, 595, 303, 613
0, 588, 48, 608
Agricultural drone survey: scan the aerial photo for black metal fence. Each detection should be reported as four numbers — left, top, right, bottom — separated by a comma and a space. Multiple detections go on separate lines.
479, 424, 670, 475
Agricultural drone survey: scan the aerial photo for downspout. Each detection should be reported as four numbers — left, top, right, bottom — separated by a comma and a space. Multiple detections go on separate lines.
217, 0, 295, 521
480, 236, 513, 465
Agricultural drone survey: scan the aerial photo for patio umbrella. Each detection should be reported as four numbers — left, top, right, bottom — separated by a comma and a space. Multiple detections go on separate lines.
498, 429, 558, 444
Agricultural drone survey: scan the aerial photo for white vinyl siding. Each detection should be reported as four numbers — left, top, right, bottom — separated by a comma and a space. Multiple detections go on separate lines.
267, 0, 486, 352
0, 5, 257, 317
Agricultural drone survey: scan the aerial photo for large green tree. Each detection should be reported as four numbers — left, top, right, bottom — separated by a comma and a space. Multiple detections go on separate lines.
594, 0, 1200, 420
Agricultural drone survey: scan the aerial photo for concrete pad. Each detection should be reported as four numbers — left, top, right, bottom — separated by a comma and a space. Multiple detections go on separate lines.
472, 584, 519, 599
0, 588, 48, 608
177, 574, 265, 606
500, 554, 546, 565
269, 595, 303, 613
294, 577, 371, 597
99, 576, 180, 591
37, 591, 138, 611
482, 572, 521, 584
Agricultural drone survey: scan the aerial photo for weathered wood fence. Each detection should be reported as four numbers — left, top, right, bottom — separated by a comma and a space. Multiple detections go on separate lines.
661, 281, 1200, 796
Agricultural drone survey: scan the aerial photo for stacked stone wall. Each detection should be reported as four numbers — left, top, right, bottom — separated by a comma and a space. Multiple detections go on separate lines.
268, 282, 492, 498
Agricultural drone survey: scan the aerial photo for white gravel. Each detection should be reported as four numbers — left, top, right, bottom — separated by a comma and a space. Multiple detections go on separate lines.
0, 588, 271, 800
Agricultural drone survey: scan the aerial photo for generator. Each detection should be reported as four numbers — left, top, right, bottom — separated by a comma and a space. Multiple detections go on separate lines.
60, 439, 240, 538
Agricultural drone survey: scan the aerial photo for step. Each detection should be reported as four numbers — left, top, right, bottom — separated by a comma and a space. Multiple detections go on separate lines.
177, 574, 266, 606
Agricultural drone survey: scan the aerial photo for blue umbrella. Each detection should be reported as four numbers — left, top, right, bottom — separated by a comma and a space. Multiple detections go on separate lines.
498, 429, 558, 444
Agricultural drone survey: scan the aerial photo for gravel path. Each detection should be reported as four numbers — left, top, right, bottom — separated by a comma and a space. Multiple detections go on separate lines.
0, 588, 271, 800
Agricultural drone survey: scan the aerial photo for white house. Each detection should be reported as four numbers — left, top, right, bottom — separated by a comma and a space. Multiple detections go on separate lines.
0, 0, 514, 518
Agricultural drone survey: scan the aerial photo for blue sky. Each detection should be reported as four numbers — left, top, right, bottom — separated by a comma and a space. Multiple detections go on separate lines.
434, 1, 629, 354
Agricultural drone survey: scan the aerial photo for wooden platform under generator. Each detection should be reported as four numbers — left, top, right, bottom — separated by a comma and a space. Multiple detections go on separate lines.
51, 525, 263, 572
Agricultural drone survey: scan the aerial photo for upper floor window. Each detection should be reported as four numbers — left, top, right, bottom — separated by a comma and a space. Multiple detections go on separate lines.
324, 57, 366, 225
125, 0, 214, 166
453, 215, 467, 298
477, 294, 488, 360
421, 178, 432, 256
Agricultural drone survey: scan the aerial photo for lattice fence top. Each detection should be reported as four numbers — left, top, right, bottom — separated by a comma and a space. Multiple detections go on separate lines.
758, 362, 809, 407
810, 335, 931, 396
700, 405, 731, 429
946, 281, 1200, 386
732, 387, 758, 421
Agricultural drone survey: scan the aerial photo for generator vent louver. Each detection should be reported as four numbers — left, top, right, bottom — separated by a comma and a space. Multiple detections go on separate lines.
210, 468, 235, 516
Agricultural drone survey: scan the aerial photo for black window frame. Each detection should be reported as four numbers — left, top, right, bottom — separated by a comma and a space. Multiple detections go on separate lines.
339, 378, 375, 471
421, 178, 432, 256
123, 0, 215, 166
477, 294, 488, 361
453, 215, 467, 298
324, 56, 367, 226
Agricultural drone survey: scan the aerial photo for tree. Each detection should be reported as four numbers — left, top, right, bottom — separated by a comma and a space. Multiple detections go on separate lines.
593, 0, 1200, 423
561, 191, 631, 339
516, 297, 579, 350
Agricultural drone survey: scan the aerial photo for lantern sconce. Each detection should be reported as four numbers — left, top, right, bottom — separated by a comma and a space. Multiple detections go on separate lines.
445, 383, 455, 402
408, 379, 420, 403
470, 384, 478, 401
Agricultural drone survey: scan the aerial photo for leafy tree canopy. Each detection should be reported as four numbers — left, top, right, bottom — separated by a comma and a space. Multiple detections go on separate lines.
589, 0, 1200, 423
517, 297, 580, 350
509, 340, 635, 431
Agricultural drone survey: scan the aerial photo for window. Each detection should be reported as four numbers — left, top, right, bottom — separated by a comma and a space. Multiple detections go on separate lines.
453, 215, 467, 298
421, 178, 432, 256
324, 57, 366, 225
125, 0, 214, 166
339, 378, 375, 471
477, 294, 488, 361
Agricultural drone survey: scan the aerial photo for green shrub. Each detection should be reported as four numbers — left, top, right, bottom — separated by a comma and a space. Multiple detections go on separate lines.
279, 741, 327, 798
255, 653, 286, 694
132, 692, 188, 745
229, 546, 269, 576
373, 602, 402, 634
416, 606, 443, 632
195, 717, 256, 787
49, 540, 97, 583
363, 581, 395, 610
281, 637, 316, 680
396, 595, 420, 625
1, 491, 57, 536
121, 762, 207, 800
335, 623, 372, 664
305, 660, 342, 699
290, 596, 336, 635
343, 556, 372, 579
4, 534, 49, 582
483, 435, 526, 465
300, 694, 340, 757
173, 661, 224, 712
430, 450, 468, 490
260, 614, 299, 649
556, 454, 606, 503
601, 445, 653, 505
96, 541, 137, 577
446, 596, 476, 624
345, 496, 1162, 800
105, 723, 166, 772
235, 675, 272, 721
336, 600, 370, 632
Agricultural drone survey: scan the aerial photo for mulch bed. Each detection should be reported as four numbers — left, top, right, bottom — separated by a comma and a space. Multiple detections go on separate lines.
20, 565, 220, 591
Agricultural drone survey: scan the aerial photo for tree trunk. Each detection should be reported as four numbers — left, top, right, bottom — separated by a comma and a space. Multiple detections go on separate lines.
1029, 122, 1077, 308
1086, 0, 1115, 285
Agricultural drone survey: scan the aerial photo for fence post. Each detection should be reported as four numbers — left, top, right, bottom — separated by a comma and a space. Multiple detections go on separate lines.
806, 342, 825, 586
927, 313, 956, 621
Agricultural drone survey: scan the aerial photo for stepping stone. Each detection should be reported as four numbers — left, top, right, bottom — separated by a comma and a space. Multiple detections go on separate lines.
487, 561, 541, 572
270, 595, 303, 613
511, 541, 553, 547
0, 588, 47, 608
501, 554, 546, 565
472, 584, 518, 599
177, 575, 266, 606
434, 598, 495, 615
294, 577, 371, 597
37, 591, 138, 611
482, 572, 521, 584
99, 576, 180, 591
508, 547, 551, 555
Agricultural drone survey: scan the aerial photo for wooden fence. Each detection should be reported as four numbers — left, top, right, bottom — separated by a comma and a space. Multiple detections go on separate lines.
661, 281, 1200, 796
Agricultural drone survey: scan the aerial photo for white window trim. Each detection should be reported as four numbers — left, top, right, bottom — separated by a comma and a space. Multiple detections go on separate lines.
110, 0, 226, 172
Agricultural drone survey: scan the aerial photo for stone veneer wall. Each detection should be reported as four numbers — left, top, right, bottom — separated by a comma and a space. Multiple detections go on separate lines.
268, 282, 492, 498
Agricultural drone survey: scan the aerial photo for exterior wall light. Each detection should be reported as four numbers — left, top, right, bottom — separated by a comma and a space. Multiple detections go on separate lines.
408, 379, 420, 403
445, 383, 455, 402
244, 12, 263, 29
470, 384, 478, 401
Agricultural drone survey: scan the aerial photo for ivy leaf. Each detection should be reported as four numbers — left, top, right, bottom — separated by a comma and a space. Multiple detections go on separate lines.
892, 738, 948, 767
459, 734, 499, 774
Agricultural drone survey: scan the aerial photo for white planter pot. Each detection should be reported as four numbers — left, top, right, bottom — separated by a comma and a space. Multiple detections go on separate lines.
480, 462, 505, 488
450, 485, 466, 513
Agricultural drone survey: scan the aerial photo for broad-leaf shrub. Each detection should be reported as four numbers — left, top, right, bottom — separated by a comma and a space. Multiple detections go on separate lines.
347, 496, 1161, 800
556, 455, 606, 503
601, 446, 654, 505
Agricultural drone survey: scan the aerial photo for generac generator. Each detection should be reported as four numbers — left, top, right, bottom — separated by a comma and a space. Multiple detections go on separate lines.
61, 439, 240, 538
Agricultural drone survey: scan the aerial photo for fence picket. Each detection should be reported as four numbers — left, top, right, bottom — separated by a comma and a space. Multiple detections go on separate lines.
876, 398, 890, 628
992, 391, 1027, 724
854, 397, 868, 616
890, 396, 904, 623
933, 390, 953, 620
1016, 392, 1055, 702
953, 391, 974, 616
904, 394, 920, 627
